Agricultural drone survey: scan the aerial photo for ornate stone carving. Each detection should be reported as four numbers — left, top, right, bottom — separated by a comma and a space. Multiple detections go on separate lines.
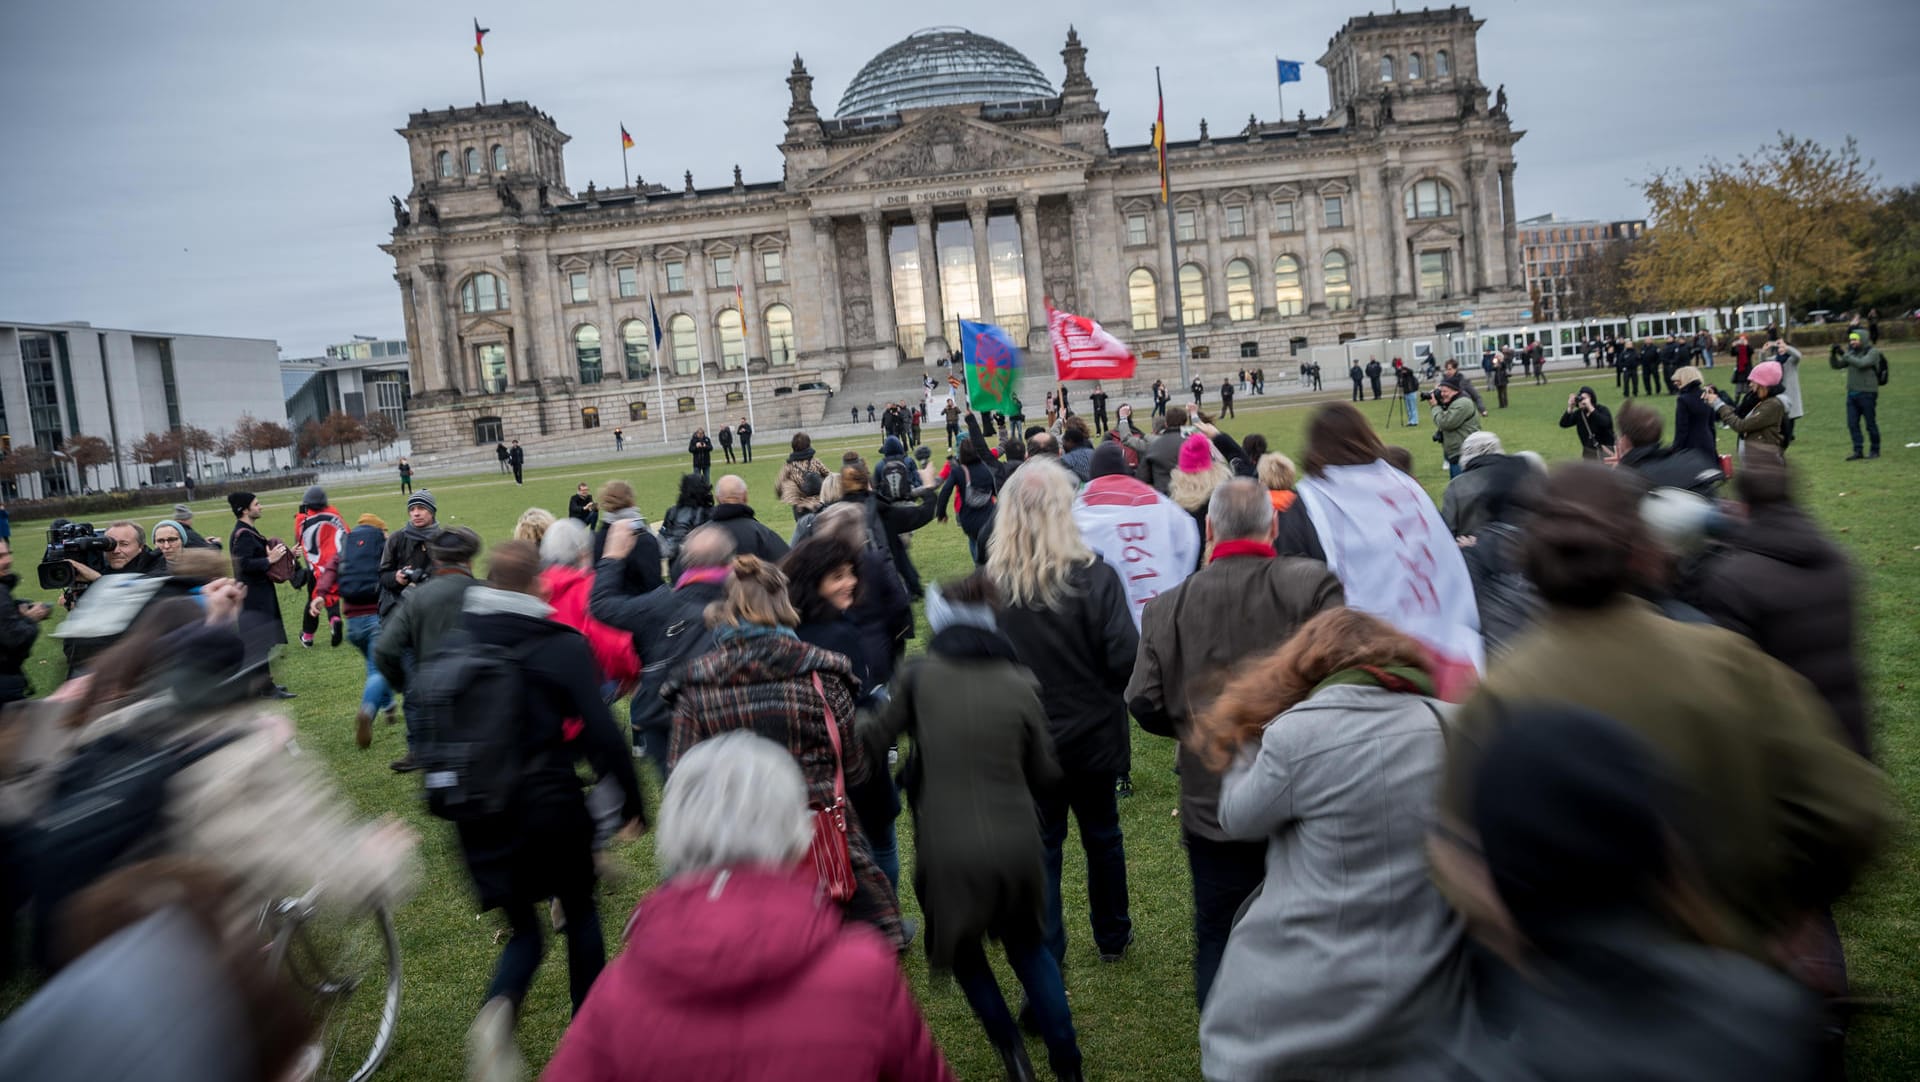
833, 219, 873, 344
390, 195, 410, 228
1038, 200, 1078, 312
846, 115, 1073, 184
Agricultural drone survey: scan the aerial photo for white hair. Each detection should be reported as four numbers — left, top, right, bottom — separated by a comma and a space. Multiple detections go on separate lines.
987, 458, 1094, 611
655, 731, 812, 879
538, 517, 593, 568
814, 501, 868, 545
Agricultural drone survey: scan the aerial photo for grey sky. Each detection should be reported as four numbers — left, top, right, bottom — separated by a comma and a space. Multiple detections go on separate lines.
3, 0, 1914, 358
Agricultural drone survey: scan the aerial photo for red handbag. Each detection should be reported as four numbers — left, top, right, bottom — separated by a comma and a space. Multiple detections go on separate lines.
804, 672, 857, 903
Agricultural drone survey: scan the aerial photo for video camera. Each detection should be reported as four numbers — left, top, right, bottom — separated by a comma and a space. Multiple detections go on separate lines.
39, 519, 112, 591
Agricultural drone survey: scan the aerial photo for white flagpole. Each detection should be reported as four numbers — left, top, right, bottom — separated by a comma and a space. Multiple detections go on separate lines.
649, 293, 669, 444
736, 283, 756, 429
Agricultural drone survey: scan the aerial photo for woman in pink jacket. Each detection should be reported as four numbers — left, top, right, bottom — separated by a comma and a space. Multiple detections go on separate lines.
536, 731, 954, 1082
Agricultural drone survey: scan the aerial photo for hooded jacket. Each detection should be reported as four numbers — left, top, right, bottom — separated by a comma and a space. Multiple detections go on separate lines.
539, 565, 640, 694
1691, 505, 1870, 757
376, 521, 442, 617
775, 449, 833, 517
1440, 452, 1537, 538
1432, 395, 1482, 460
1715, 393, 1786, 448
540, 868, 953, 1082
588, 561, 725, 737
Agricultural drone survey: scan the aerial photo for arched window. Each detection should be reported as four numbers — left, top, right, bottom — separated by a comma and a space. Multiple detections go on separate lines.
1225, 259, 1255, 321
1323, 251, 1353, 312
620, 319, 652, 380
1409, 53, 1423, 79
436, 151, 454, 178
491, 144, 507, 171
1380, 55, 1395, 82
1404, 179, 1455, 219
459, 272, 508, 313
668, 314, 699, 375
716, 309, 745, 370
1435, 50, 1450, 77
1179, 263, 1207, 327
574, 325, 603, 385
1128, 268, 1158, 331
464, 147, 482, 174
1274, 255, 1304, 317
765, 304, 795, 365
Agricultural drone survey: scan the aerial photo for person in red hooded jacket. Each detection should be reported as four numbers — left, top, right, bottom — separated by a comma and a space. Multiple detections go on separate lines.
534, 731, 955, 1082
294, 485, 345, 649
537, 518, 640, 700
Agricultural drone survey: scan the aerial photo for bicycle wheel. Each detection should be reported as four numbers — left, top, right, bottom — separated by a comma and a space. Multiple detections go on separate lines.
283, 903, 402, 1082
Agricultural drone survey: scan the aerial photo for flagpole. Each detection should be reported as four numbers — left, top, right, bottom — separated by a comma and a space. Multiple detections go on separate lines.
649, 293, 669, 444
622, 145, 630, 189
1158, 66, 1191, 391
477, 53, 487, 103
736, 282, 756, 431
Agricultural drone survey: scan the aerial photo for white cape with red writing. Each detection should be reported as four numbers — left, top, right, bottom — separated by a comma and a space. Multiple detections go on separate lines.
1048, 303, 1137, 381
1072, 474, 1201, 629
1296, 461, 1483, 698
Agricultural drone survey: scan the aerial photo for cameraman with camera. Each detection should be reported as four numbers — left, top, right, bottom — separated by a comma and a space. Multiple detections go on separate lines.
53, 521, 164, 606
0, 538, 52, 706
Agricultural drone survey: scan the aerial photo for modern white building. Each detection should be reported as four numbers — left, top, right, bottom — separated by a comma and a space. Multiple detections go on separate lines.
0, 320, 285, 498
282, 335, 413, 434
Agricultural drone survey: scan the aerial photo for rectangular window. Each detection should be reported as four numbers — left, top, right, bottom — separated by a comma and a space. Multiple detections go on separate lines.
1175, 208, 1198, 242
156, 339, 181, 430
616, 265, 638, 297
1323, 195, 1345, 228
712, 254, 734, 288
761, 249, 784, 282
665, 260, 686, 292
569, 271, 590, 303
1224, 204, 1247, 237
1239, 341, 1259, 358
629, 401, 648, 421
1126, 213, 1148, 247
1191, 345, 1211, 359
1274, 200, 1296, 232
477, 343, 508, 394
1418, 251, 1452, 301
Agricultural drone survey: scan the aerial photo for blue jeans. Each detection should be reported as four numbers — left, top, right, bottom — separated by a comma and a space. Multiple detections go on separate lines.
345, 615, 392, 714
487, 892, 603, 1014
1038, 769, 1132, 965
1447, 457, 1463, 478
1404, 391, 1420, 425
951, 933, 1082, 1074
1185, 832, 1268, 1010
1846, 391, 1880, 454
868, 819, 900, 897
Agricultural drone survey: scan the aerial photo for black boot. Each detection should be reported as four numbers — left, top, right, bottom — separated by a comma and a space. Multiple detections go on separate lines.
1054, 1065, 1086, 1082
994, 1040, 1038, 1082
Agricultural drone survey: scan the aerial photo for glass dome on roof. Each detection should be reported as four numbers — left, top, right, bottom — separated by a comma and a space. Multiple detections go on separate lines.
835, 27, 1056, 119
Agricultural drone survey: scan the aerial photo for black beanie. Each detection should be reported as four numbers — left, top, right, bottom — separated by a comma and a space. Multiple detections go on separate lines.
228, 491, 256, 516
1088, 441, 1131, 479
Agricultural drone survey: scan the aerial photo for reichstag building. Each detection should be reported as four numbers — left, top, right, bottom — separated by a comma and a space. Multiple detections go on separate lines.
385, 7, 1526, 451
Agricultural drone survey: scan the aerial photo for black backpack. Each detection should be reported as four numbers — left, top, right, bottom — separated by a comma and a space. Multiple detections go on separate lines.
1877, 352, 1890, 386
797, 465, 826, 499
875, 455, 917, 504
961, 461, 998, 511
410, 630, 536, 822
336, 524, 385, 605
29, 725, 239, 945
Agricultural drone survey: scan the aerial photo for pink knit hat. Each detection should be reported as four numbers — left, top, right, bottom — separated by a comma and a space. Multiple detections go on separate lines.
1177, 432, 1214, 473
1748, 359, 1783, 387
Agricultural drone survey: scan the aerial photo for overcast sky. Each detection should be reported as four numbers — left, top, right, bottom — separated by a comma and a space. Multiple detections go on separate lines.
3, 0, 1914, 357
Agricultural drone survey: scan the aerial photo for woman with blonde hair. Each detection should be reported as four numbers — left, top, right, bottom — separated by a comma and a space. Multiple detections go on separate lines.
986, 458, 1139, 969
1255, 453, 1298, 514
662, 555, 905, 950
1191, 607, 1469, 1080
513, 507, 557, 547
1169, 429, 1239, 565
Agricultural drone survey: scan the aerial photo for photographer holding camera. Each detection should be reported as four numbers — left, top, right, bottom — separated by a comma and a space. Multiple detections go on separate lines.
55, 521, 164, 605
378, 491, 444, 617
0, 538, 53, 706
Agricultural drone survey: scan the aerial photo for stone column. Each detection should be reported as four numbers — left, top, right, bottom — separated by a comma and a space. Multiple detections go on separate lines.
638, 248, 662, 375
1017, 194, 1046, 335
419, 264, 456, 393
1463, 159, 1488, 293
737, 235, 762, 366
689, 246, 716, 374
503, 252, 534, 386
395, 271, 426, 393
1380, 165, 1406, 300
1499, 165, 1520, 288
1301, 201, 1325, 309
1252, 200, 1277, 318
1202, 192, 1228, 320
911, 206, 944, 354
809, 216, 845, 354
591, 253, 619, 380
546, 255, 571, 383
1068, 193, 1096, 321
861, 212, 897, 353
966, 199, 996, 326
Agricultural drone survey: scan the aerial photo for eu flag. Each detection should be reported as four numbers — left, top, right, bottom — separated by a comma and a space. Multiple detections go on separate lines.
1276, 59, 1303, 84
958, 320, 1022, 415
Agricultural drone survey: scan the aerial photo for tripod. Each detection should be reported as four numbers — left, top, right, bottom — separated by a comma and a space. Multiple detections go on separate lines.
1383, 390, 1405, 429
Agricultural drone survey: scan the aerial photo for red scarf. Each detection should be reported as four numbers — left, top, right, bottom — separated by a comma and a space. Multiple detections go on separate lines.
1210, 539, 1275, 563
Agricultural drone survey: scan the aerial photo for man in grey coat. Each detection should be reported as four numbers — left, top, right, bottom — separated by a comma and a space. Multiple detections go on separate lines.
1137, 404, 1191, 494
373, 526, 480, 773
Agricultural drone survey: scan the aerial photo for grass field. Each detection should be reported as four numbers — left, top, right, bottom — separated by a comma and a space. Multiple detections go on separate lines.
5, 350, 1916, 1079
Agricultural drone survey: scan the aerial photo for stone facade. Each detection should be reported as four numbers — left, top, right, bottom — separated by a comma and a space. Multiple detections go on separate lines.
385, 8, 1525, 454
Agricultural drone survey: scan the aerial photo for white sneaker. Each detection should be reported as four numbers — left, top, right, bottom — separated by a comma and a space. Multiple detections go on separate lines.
466, 997, 524, 1082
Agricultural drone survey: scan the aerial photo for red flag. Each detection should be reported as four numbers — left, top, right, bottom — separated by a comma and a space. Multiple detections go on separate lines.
1048, 301, 1137, 381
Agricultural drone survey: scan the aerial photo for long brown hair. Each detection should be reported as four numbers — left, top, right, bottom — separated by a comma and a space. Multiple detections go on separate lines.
706, 555, 800, 630
1300, 403, 1388, 478
1189, 608, 1430, 772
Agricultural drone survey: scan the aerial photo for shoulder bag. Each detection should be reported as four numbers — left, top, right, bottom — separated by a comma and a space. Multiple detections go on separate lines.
804, 671, 857, 902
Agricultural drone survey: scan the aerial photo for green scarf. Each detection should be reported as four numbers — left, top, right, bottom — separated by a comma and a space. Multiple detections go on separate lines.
1311, 665, 1436, 698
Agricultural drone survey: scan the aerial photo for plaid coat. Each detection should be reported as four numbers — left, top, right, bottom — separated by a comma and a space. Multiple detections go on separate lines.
664, 628, 904, 950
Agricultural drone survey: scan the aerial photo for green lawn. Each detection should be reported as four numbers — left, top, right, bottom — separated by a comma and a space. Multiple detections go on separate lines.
5, 351, 1916, 1080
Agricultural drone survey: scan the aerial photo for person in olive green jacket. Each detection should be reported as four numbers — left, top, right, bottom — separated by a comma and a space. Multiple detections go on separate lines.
1829, 330, 1884, 459
1430, 463, 1890, 968
1431, 382, 1482, 477
1706, 359, 1787, 454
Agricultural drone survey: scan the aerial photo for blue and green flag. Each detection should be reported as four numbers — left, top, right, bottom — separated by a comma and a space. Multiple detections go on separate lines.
958, 320, 1021, 414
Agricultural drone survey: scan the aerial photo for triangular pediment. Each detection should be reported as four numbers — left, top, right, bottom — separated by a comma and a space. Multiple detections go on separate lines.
1407, 220, 1464, 244
460, 315, 513, 337
800, 112, 1092, 190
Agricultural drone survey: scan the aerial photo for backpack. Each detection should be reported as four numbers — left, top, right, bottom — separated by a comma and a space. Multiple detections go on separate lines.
659, 504, 711, 562
1877, 352, 1890, 386
299, 511, 343, 563
797, 464, 826, 499
410, 630, 537, 822
1105, 430, 1141, 471
875, 455, 917, 504
336, 524, 385, 605
28, 725, 240, 942
961, 462, 997, 511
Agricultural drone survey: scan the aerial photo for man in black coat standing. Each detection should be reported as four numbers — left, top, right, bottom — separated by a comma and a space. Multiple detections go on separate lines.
507, 440, 525, 484
228, 491, 293, 698
1189, 376, 1206, 410
1217, 379, 1235, 419
1088, 384, 1109, 434
708, 475, 788, 562
716, 423, 735, 464
1349, 361, 1365, 402
1365, 358, 1384, 399
736, 418, 754, 463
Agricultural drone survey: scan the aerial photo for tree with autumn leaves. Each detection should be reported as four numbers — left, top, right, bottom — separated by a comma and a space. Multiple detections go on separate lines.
1628, 134, 1878, 326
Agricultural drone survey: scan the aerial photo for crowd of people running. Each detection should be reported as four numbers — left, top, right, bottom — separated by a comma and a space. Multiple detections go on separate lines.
0, 323, 1899, 1082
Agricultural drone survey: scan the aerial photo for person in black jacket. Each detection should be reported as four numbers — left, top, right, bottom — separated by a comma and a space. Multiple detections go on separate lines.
1559, 385, 1616, 459
378, 490, 444, 618
657, 472, 713, 567
736, 419, 754, 463
687, 428, 713, 481
0, 539, 51, 706
705, 475, 789, 563
1669, 365, 1718, 459
987, 459, 1140, 967
507, 440, 525, 485
226, 493, 291, 697
456, 540, 644, 1035
716, 423, 735, 464
1619, 340, 1642, 396
1612, 402, 1724, 498
1365, 358, 1384, 399
566, 483, 598, 528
